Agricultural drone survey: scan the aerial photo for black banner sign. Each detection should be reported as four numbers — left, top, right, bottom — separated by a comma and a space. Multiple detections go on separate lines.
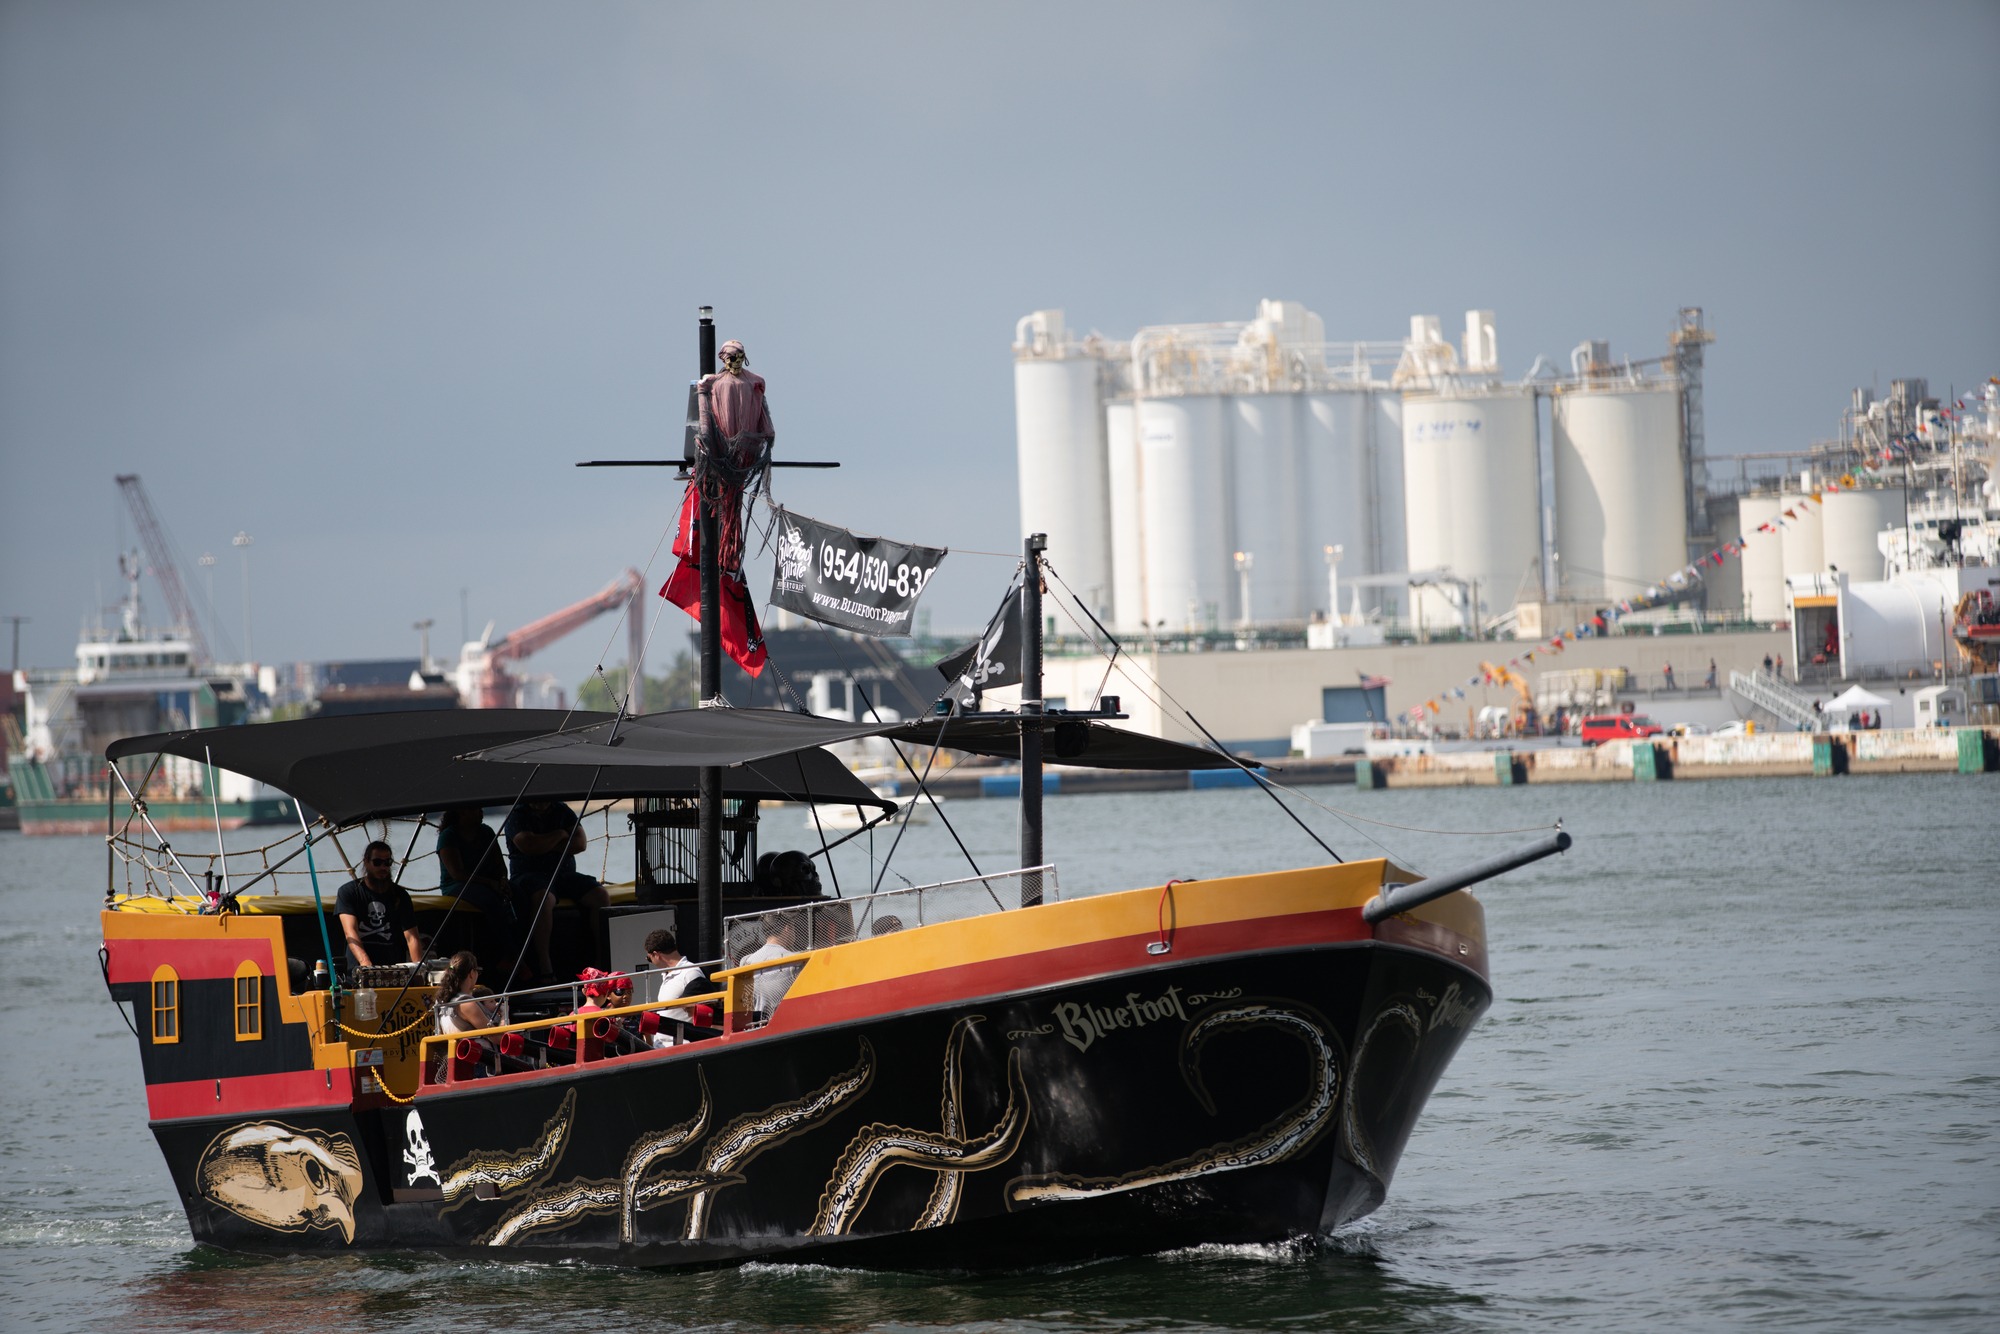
768, 509, 947, 638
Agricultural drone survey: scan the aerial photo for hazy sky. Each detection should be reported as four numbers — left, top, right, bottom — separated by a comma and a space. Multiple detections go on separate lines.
3, 1, 1995, 694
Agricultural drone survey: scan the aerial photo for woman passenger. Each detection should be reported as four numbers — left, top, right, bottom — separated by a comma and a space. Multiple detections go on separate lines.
436, 951, 504, 1068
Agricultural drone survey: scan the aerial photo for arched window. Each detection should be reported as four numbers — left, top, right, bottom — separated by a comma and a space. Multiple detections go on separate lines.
233, 960, 262, 1041
151, 965, 180, 1044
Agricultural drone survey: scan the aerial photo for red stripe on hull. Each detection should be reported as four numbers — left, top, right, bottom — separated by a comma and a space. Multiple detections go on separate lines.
147, 1067, 356, 1122
105, 936, 279, 984
767, 907, 1372, 1033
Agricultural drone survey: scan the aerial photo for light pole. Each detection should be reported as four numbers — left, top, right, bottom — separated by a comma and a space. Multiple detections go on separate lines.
414, 619, 434, 674
232, 531, 253, 663
198, 554, 217, 654
1234, 551, 1255, 630
1324, 544, 1344, 626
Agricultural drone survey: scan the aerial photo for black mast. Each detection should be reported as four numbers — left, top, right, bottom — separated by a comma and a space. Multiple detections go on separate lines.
695, 308, 724, 964
1020, 532, 1045, 906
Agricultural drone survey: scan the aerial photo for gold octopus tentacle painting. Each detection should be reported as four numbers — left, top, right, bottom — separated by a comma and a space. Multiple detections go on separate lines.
621, 1068, 715, 1243
1339, 1000, 1424, 1181
680, 1038, 877, 1240
195, 1122, 364, 1243
811, 1016, 1031, 1237
440, 1089, 575, 1212
1005, 1001, 1341, 1209
476, 1071, 738, 1247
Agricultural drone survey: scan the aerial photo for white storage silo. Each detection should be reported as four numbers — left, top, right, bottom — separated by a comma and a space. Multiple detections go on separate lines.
1369, 391, 1407, 615
1779, 493, 1825, 578
1232, 394, 1304, 622
1820, 487, 1906, 582
1401, 389, 1541, 629
1702, 496, 1743, 618
1103, 400, 1144, 633
1302, 391, 1369, 616
1137, 395, 1232, 630
1737, 494, 1787, 621
1551, 385, 1688, 602
1014, 311, 1113, 617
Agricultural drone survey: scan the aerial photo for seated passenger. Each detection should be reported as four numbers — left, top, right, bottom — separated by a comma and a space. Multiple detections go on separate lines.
503, 799, 609, 971
741, 914, 803, 1020
435, 950, 505, 1073
574, 967, 647, 1054
438, 805, 553, 984
644, 929, 707, 1047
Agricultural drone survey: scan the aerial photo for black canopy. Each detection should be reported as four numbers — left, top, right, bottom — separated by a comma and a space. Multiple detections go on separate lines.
105, 709, 896, 827
461, 707, 894, 769
466, 707, 1241, 773
881, 715, 1244, 770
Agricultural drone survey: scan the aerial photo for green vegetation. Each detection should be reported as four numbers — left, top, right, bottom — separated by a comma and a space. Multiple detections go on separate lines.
577, 652, 699, 714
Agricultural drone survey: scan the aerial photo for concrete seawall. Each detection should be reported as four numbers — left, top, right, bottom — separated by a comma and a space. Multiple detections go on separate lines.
1357, 727, 1998, 788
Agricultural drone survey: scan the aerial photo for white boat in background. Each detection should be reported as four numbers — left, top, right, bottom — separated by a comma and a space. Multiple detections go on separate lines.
808, 788, 934, 830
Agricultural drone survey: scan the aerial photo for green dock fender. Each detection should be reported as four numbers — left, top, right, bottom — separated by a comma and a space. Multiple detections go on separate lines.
1959, 728, 1997, 774
1355, 757, 1384, 789
1633, 742, 1670, 782
1494, 751, 1519, 786
1812, 735, 1848, 776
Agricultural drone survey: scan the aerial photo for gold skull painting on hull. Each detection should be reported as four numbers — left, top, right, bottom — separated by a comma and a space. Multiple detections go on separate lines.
196, 1121, 365, 1243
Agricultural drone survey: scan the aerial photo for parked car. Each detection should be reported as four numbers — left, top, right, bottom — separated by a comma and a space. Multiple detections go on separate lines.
1579, 714, 1664, 744
1712, 720, 1753, 737
1667, 723, 1708, 737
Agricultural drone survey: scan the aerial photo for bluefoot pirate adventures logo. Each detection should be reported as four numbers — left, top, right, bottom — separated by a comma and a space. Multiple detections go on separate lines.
1052, 986, 1188, 1054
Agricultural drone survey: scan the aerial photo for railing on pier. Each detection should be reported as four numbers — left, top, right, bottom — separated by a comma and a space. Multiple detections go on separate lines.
1730, 670, 1821, 731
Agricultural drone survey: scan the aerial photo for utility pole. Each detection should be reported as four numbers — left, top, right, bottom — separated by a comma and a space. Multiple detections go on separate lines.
3, 616, 25, 673
413, 619, 434, 674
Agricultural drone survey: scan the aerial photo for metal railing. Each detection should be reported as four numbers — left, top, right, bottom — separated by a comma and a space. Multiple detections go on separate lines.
722, 865, 1060, 968
416, 962, 731, 1084
1730, 670, 1821, 731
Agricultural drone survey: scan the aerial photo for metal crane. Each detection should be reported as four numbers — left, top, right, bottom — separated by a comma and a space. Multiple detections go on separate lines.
114, 475, 213, 666
454, 570, 647, 709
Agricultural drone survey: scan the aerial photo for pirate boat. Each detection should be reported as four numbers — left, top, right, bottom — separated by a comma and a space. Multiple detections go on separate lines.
97, 313, 1569, 1267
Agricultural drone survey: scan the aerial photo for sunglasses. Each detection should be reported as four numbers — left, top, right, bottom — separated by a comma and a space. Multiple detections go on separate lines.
367, 858, 393, 867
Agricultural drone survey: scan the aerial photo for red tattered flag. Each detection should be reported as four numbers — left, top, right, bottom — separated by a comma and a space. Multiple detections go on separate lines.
660, 565, 767, 677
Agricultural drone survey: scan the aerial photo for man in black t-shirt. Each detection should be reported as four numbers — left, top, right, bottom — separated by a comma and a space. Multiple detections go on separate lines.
335, 839, 422, 969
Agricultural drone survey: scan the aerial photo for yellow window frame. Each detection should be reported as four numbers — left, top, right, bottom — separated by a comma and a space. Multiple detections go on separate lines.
151, 965, 180, 1044
233, 960, 263, 1041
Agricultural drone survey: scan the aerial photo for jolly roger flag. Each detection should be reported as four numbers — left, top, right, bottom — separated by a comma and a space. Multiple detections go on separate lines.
935, 580, 1024, 703
767, 508, 948, 638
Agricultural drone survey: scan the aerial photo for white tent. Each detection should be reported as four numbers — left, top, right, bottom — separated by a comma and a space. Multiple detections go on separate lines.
1825, 685, 1890, 713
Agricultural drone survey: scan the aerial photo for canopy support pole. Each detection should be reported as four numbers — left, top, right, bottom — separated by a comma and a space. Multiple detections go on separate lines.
1020, 532, 1046, 906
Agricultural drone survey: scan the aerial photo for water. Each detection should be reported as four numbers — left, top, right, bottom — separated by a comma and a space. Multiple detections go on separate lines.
4, 774, 1997, 1330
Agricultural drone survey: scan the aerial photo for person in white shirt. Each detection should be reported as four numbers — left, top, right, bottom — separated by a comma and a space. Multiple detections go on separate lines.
644, 929, 705, 1047
739, 914, 802, 1021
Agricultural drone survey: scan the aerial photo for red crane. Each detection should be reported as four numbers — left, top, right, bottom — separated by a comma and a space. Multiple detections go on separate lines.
456, 570, 647, 709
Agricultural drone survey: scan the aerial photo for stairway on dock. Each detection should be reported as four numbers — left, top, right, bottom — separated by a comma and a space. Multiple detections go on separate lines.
1729, 670, 1820, 732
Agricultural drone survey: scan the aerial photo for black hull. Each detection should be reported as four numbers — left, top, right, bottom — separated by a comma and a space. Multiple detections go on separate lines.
153, 941, 1487, 1268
